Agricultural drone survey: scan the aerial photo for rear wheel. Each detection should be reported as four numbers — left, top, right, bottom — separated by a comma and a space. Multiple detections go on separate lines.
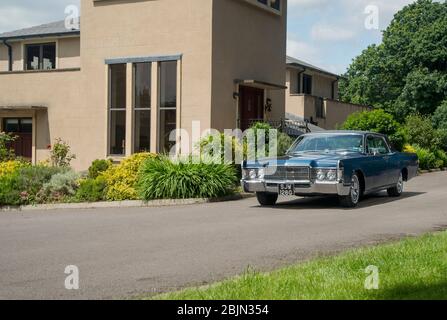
387, 172, 404, 197
256, 192, 278, 206
339, 173, 361, 208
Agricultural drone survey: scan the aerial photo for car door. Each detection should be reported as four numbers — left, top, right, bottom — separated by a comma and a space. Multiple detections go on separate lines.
365, 135, 389, 190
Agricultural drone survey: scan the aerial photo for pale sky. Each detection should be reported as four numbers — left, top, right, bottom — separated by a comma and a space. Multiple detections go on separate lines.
0, 0, 422, 74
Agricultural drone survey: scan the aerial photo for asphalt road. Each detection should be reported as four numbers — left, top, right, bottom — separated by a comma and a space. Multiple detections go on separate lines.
1, 172, 446, 300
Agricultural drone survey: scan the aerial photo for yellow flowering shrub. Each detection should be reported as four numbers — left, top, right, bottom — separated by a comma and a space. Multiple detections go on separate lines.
102, 153, 156, 201
403, 144, 417, 153
0, 160, 30, 177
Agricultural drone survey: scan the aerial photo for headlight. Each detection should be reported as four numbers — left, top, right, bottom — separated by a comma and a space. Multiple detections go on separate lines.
243, 168, 263, 180
315, 168, 338, 182
257, 168, 265, 179
326, 170, 337, 181
316, 169, 327, 181
249, 169, 257, 180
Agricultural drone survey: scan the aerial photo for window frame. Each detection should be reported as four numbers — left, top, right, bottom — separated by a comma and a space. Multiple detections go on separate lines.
158, 60, 178, 154
108, 63, 127, 156
366, 134, 391, 155
24, 42, 56, 71
133, 62, 152, 153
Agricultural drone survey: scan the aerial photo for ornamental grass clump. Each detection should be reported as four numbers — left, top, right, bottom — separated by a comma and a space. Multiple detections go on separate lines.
137, 156, 238, 200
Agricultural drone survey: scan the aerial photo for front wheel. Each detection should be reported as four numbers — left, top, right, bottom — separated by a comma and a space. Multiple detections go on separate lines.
339, 173, 361, 208
256, 192, 278, 206
387, 172, 404, 197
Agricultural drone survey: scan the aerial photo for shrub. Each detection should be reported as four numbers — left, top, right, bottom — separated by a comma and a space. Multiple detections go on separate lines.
0, 166, 65, 205
199, 133, 244, 164
434, 149, 447, 168
277, 132, 294, 156
341, 109, 406, 151
50, 138, 76, 167
88, 159, 113, 179
0, 132, 16, 162
0, 160, 30, 177
432, 101, 447, 130
403, 144, 416, 154
138, 156, 238, 200
414, 147, 438, 170
102, 153, 155, 201
38, 170, 80, 203
405, 114, 443, 151
74, 176, 107, 202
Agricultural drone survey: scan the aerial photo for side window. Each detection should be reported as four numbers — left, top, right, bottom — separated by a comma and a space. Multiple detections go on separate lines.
367, 136, 390, 155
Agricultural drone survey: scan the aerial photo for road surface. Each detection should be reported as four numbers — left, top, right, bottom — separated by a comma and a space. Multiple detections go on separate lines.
0, 172, 446, 299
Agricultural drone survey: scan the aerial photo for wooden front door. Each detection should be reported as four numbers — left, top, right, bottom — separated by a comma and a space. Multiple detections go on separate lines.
239, 86, 264, 130
3, 118, 33, 160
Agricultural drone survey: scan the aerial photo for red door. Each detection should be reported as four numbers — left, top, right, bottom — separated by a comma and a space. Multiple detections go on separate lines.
3, 118, 33, 160
239, 86, 264, 131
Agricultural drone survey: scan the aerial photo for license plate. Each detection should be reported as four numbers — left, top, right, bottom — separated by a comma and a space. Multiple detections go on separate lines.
279, 184, 294, 196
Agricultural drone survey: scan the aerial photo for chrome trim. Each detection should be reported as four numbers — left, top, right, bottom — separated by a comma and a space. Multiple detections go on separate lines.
241, 179, 351, 196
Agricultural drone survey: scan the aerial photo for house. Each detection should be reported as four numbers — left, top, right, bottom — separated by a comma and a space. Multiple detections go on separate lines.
0, 0, 367, 171
285, 56, 371, 130
0, 0, 287, 170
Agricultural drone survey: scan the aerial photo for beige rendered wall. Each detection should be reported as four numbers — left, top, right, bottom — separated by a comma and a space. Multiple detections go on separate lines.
82, 0, 213, 155
210, 0, 287, 131
286, 94, 371, 130
0, 70, 86, 167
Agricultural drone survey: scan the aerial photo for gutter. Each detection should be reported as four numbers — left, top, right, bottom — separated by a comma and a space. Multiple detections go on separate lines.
2, 39, 12, 71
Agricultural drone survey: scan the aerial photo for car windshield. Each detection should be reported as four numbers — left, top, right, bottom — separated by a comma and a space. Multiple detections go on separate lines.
288, 134, 364, 154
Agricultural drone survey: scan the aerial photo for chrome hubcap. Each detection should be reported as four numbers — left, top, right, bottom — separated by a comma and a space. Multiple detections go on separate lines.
351, 175, 360, 204
397, 173, 403, 193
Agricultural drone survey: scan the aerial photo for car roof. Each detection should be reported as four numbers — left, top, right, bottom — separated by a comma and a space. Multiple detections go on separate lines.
302, 131, 385, 137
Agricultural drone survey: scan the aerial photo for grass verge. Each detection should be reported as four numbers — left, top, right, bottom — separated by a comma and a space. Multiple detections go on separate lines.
152, 232, 447, 300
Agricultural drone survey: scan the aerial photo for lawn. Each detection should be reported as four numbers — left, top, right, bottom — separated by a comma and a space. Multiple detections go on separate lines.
153, 232, 447, 300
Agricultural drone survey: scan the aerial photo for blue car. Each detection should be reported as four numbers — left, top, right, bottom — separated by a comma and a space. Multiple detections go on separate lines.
241, 131, 419, 208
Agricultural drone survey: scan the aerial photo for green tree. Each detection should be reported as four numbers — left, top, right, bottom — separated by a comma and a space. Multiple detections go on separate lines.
340, 0, 447, 118
340, 109, 406, 151
432, 101, 447, 130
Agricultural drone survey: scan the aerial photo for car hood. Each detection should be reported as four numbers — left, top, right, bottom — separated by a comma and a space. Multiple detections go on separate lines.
244, 152, 363, 168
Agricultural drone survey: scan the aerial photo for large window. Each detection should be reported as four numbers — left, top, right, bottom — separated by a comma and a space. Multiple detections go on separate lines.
158, 61, 177, 154
109, 64, 127, 155
133, 63, 151, 153
303, 74, 313, 95
25, 43, 56, 70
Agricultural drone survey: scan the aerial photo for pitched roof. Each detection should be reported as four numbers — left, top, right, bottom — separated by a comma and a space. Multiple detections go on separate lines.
286, 56, 339, 78
0, 20, 79, 41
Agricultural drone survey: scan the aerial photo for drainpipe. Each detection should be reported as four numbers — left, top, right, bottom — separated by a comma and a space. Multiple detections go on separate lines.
2, 39, 12, 71
331, 77, 339, 100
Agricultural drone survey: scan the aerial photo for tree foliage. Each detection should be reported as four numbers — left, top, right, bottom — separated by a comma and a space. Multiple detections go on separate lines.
340, 109, 406, 151
340, 0, 447, 118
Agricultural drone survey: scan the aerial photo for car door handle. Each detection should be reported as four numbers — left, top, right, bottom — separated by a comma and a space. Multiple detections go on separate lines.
383, 156, 389, 161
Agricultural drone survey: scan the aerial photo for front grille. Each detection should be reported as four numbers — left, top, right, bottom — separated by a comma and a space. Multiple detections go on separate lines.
264, 166, 310, 181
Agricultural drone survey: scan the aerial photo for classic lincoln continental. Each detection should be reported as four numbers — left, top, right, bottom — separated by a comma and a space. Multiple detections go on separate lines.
241, 131, 419, 208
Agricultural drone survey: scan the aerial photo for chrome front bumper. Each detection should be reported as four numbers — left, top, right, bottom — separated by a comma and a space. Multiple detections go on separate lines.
241, 180, 351, 196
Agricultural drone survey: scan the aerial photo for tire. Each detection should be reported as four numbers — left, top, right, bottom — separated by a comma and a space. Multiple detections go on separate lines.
339, 173, 361, 208
256, 192, 278, 206
387, 172, 404, 197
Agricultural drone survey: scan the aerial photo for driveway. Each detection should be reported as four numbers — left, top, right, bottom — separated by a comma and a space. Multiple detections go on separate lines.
0, 172, 446, 300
